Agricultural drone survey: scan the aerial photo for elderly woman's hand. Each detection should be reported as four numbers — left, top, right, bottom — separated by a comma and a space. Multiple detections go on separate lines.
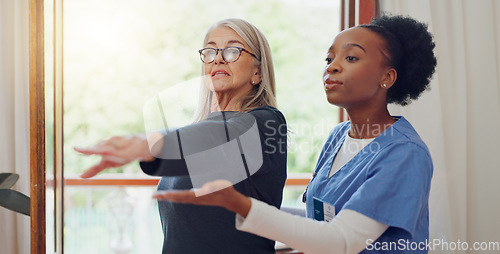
153, 180, 252, 218
75, 132, 163, 178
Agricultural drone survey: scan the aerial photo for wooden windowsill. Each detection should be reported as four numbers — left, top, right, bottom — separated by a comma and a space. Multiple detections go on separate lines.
45, 173, 311, 187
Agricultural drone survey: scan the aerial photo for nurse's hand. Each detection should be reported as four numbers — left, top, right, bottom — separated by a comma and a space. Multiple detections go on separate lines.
153, 180, 252, 218
75, 132, 163, 178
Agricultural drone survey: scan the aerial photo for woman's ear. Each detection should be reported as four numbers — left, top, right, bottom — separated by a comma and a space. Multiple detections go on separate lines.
380, 68, 397, 89
252, 66, 262, 85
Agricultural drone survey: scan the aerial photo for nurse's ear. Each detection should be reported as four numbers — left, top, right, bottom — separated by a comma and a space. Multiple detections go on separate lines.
380, 68, 397, 89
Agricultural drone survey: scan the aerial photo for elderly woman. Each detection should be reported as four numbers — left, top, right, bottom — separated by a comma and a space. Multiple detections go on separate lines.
76, 19, 286, 253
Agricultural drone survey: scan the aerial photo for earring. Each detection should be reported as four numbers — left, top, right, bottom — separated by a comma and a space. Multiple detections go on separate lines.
252, 81, 255, 84
382, 84, 387, 88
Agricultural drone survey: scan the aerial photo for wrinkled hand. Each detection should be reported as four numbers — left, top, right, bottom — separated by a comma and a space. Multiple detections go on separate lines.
75, 133, 162, 178
153, 180, 252, 217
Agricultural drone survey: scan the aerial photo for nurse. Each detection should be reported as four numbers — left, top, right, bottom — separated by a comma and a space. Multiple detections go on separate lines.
155, 14, 437, 254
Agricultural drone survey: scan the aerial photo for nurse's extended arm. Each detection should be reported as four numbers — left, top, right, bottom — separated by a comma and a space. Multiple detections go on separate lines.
237, 198, 388, 254
154, 180, 388, 254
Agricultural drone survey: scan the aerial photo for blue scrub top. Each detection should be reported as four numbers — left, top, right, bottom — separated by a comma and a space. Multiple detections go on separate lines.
305, 117, 433, 253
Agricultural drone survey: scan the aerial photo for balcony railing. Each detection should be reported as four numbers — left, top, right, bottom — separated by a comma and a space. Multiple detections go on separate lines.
46, 173, 310, 254
47, 173, 311, 187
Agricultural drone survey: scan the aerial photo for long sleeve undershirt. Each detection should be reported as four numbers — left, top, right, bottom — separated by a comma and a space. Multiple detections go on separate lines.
236, 198, 389, 254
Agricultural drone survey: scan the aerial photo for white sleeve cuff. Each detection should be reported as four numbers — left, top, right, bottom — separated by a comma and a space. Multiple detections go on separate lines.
235, 198, 264, 232
234, 198, 389, 254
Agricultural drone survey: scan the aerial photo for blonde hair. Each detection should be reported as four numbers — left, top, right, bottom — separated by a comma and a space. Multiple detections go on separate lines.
193, 18, 276, 122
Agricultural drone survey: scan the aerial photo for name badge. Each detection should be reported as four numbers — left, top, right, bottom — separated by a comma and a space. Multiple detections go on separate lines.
313, 197, 336, 222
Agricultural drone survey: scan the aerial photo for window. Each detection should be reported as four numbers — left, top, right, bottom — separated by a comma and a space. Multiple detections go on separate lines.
31, 0, 377, 252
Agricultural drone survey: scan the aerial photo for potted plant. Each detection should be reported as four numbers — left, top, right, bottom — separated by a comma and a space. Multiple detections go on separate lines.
0, 173, 30, 216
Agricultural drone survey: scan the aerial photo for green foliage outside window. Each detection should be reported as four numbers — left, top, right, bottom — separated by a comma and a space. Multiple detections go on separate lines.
62, 0, 339, 176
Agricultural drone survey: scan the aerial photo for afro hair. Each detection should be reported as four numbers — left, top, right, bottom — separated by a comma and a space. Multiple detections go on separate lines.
360, 14, 437, 106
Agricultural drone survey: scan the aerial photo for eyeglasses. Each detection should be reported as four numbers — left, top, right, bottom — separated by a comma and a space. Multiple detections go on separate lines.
198, 46, 260, 63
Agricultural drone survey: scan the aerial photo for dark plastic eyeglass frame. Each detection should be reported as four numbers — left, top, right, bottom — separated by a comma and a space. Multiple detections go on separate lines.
198, 46, 260, 63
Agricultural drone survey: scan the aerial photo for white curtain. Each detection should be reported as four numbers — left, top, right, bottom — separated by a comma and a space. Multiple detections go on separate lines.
381, 0, 500, 253
0, 0, 31, 254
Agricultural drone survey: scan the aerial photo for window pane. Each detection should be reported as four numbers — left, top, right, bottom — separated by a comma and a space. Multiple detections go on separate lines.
44, 0, 55, 252
60, 0, 340, 252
